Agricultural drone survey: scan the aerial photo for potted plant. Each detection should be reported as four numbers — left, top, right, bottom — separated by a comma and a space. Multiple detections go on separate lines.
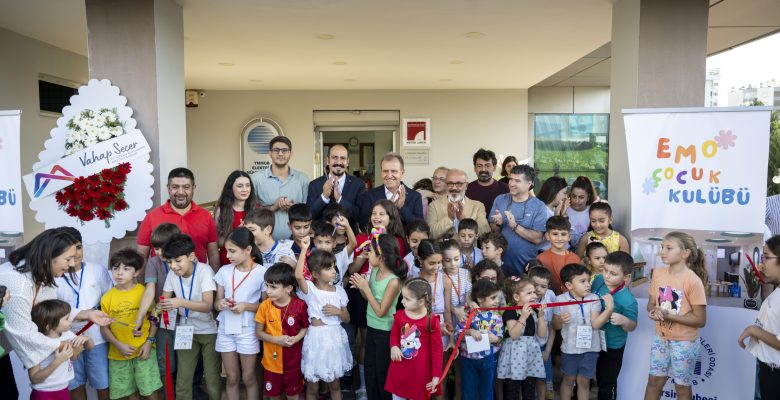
742, 267, 761, 310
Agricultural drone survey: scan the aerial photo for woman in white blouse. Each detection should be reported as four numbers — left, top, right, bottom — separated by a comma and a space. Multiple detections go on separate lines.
0, 228, 111, 397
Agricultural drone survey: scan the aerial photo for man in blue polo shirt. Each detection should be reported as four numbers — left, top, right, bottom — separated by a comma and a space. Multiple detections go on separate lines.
251, 136, 309, 240
488, 164, 547, 276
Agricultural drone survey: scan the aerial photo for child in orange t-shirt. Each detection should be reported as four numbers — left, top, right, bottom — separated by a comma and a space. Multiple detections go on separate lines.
644, 231, 707, 400
536, 216, 580, 295
255, 263, 309, 400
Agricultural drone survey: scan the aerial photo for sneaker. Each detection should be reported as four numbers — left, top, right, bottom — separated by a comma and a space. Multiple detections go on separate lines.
355, 387, 367, 400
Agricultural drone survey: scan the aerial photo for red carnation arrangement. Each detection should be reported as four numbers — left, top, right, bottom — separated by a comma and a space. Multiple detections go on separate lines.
55, 162, 132, 227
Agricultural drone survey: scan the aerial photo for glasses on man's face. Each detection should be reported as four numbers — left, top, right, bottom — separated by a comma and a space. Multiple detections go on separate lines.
432, 176, 446, 182
761, 254, 778, 263
446, 181, 466, 187
270, 148, 290, 155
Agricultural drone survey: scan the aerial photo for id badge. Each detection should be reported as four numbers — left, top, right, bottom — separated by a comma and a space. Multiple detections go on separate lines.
174, 325, 194, 350
225, 311, 242, 335
575, 325, 592, 349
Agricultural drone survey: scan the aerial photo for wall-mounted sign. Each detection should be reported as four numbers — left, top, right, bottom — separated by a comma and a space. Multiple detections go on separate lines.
402, 118, 431, 147
240, 117, 284, 174
400, 148, 430, 165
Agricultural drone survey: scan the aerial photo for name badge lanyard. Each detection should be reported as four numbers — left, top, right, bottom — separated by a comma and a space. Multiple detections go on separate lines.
231, 265, 255, 305
179, 264, 197, 324
461, 248, 476, 268
64, 262, 86, 308
569, 292, 586, 324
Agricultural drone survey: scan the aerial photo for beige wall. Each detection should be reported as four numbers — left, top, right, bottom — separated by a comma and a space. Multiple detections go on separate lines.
186, 90, 529, 204
0, 28, 88, 239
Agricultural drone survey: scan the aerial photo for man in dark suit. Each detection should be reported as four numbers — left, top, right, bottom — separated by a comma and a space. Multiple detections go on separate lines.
308, 144, 365, 221
358, 152, 424, 230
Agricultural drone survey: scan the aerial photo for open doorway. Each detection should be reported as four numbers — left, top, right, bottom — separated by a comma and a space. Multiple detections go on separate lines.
313, 110, 400, 188
322, 130, 394, 187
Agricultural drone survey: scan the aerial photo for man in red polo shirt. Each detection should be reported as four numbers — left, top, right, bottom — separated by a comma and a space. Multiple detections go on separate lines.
136, 168, 220, 271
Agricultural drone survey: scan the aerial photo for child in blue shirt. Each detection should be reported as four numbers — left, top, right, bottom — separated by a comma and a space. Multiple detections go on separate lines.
590, 251, 638, 400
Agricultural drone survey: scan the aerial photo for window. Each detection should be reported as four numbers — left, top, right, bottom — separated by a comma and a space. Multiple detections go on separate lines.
533, 114, 609, 199
38, 74, 80, 115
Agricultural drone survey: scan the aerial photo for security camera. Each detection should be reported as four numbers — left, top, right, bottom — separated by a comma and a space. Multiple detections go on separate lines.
198, 91, 206, 97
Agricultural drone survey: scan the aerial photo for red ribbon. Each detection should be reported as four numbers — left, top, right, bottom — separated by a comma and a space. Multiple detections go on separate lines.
164, 331, 174, 400
159, 296, 174, 400
75, 321, 94, 336
434, 298, 600, 396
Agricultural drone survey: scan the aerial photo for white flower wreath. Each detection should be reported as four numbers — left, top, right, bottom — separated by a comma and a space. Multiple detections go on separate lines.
30, 79, 154, 245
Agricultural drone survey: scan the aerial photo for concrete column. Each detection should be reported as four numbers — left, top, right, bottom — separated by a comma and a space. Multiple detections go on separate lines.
608, 0, 709, 235
85, 0, 187, 205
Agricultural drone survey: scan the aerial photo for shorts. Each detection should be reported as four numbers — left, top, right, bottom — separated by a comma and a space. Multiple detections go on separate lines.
108, 356, 163, 399
216, 326, 260, 354
540, 343, 553, 383
70, 342, 109, 390
649, 335, 700, 386
560, 352, 598, 379
30, 388, 69, 400
154, 329, 176, 374
263, 369, 304, 397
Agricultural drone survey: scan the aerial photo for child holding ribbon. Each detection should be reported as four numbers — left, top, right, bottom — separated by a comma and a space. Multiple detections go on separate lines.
54, 227, 113, 400
349, 233, 406, 400
160, 234, 221, 400
213, 227, 266, 400
644, 231, 707, 400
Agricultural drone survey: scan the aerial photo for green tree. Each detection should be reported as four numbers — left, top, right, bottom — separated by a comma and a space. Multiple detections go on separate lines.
755, 99, 780, 195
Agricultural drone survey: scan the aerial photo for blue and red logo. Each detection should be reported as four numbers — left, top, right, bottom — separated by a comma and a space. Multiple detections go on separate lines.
33, 165, 75, 198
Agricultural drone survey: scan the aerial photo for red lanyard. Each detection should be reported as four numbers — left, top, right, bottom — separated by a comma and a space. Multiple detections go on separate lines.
445, 271, 461, 299
231, 265, 255, 303
32, 285, 41, 306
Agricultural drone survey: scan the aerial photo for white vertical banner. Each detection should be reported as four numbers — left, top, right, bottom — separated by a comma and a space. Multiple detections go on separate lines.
619, 298, 757, 400
624, 107, 772, 233
0, 110, 23, 233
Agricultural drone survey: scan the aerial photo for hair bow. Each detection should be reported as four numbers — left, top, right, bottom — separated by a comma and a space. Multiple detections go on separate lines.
356, 226, 386, 255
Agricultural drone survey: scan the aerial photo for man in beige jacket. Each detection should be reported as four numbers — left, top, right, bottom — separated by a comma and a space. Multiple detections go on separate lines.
426, 168, 491, 240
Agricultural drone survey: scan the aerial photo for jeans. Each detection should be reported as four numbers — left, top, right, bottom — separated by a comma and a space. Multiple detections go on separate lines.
175, 333, 221, 400
460, 356, 495, 400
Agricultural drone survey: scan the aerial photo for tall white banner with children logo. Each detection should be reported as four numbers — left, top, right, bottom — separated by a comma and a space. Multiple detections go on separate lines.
0, 110, 23, 233
624, 107, 771, 234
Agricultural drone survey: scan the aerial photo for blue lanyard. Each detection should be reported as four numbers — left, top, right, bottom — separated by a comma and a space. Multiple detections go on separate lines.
178, 264, 197, 319
64, 262, 85, 308
569, 292, 586, 323
163, 260, 169, 275
460, 248, 476, 268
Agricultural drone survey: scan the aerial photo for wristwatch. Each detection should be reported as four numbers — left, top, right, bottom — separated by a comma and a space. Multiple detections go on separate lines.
147, 337, 157, 343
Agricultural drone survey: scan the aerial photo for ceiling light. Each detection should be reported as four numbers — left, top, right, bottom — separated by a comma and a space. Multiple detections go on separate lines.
249, 79, 263, 83
439, 78, 453, 82
344, 79, 357, 82
449, 60, 464, 65
218, 62, 235, 67
318, 34, 335, 40
333, 61, 347, 66
706, 238, 731, 243
464, 32, 484, 38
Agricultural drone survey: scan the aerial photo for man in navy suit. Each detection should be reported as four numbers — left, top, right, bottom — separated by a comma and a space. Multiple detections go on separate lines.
358, 152, 424, 230
307, 144, 365, 221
